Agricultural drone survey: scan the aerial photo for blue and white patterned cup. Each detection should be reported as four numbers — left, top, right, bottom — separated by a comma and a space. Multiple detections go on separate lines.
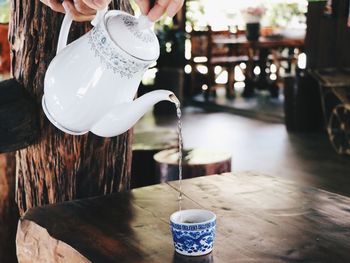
170, 209, 216, 256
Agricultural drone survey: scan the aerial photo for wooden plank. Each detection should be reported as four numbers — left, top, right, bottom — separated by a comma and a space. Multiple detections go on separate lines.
305, 1, 337, 69
335, 0, 350, 68
311, 68, 350, 88
305, 0, 350, 69
16, 172, 350, 262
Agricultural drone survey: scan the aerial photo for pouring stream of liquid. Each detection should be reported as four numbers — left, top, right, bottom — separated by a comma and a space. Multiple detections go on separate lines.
176, 103, 183, 212
170, 94, 183, 218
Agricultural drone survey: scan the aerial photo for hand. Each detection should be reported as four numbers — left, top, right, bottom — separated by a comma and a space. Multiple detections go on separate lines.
40, 0, 111, 22
135, 0, 184, 22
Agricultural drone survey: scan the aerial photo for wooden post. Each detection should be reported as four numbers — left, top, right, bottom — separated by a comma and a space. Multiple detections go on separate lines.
0, 153, 18, 263
9, 0, 133, 215
0, 78, 39, 153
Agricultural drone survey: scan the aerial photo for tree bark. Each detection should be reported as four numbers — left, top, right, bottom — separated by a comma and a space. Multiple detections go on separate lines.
0, 153, 18, 263
9, 0, 134, 215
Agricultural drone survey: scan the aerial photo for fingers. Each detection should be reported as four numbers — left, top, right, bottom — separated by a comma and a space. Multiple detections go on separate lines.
44, 0, 183, 23
165, 0, 183, 18
42, 0, 65, 13
146, 0, 184, 22
73, 0, 96, 15
134, 0, 151, 15
62, 0, 96, 22
41, 0, 110, 22
147, 0, 170, 22
81, 0, 111, 10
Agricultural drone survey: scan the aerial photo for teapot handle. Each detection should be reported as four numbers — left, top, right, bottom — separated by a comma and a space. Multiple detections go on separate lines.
91, 6, 108, 27
56, 7, 108, 54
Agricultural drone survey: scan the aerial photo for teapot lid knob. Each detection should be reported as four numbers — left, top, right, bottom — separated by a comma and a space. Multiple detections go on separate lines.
137, 15, 153, 30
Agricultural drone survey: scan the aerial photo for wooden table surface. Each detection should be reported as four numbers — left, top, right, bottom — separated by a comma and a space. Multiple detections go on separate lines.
17, 172, 350, 263
213, 35, 305, 49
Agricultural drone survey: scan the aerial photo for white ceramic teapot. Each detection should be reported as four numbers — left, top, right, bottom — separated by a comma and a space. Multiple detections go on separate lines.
42, 8, 178, 137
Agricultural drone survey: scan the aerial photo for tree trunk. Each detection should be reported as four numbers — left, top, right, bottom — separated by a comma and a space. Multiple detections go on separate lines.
9, 0, 134, 215
0, 153, 18, 263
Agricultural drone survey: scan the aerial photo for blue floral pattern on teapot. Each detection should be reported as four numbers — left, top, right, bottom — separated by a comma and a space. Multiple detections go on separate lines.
88, 24, 149, 78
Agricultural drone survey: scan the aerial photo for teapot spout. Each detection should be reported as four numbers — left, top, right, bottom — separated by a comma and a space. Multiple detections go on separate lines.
91, 90, 178, 137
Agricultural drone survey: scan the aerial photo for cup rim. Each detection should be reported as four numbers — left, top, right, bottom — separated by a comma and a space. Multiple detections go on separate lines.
170, 209, 216, 226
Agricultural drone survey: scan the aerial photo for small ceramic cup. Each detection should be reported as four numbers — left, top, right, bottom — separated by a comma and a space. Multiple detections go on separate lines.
170, 209, 216, 256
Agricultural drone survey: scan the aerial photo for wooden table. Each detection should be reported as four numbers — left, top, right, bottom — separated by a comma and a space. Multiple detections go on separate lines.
214, 35, 305, 97
213, 35, 304, 49
16, 172, 350, 262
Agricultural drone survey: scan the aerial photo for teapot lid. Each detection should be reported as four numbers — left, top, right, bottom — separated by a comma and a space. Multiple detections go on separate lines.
106, 13, 160, 61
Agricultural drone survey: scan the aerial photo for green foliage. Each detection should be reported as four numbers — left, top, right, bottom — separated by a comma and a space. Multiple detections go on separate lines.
264, 2, 307, 27
0, 0, 10, 23
186, 0, 206, 27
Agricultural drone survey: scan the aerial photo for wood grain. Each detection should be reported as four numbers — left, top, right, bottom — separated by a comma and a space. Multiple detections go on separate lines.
305, 0, 350, 69
0, 78, 39, 153
0, 153, 18, 263
16, 172, 350, 262
9, 0, 133, 215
